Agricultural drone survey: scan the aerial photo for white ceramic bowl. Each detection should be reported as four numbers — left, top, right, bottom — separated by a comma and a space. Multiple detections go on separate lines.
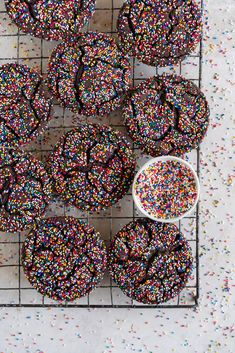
132, 156, 200, 223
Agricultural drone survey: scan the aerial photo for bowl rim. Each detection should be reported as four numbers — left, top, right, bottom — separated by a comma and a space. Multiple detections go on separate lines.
132, 156, 200, 223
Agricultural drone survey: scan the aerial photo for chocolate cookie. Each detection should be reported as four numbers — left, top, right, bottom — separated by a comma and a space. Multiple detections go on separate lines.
5, 0, 96, 41
124, 74, 210, 157
22, 217, 107, 302
0, 148, 52, 232
47, 32, 131, 116
47, 124, 136, 212
117, 0, 202, 67
108, 218, 193, 304
0, 63, 52, 148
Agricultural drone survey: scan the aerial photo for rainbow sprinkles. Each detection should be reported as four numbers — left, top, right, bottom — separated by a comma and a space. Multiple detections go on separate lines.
133, 157, 200, 222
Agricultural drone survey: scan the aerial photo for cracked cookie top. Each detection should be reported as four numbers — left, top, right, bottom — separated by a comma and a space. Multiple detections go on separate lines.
124, 74, 210, 157
108, 218, 193, 304
22, 217, 107, 302
5, 0, 96, 41
0, 148, 52, 232
117, 0, 202, 67
47, 32, 131, 116
47, 124, 136, 212
0, 63, 52, 148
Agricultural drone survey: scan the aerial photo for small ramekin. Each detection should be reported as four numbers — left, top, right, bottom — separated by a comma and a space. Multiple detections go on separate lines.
132, 156, 200, 223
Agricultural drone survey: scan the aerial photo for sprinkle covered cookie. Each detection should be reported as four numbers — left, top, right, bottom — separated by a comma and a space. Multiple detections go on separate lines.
47, 124, 136, 212
47, 32, 131, 116
124, 74, 209, 157
0, 63, 52, 148
108, 218, 193, 304
5, 0, 96, 41
22, 217, 107, 302
0, 148, 52, 232
117, 0, 202, 67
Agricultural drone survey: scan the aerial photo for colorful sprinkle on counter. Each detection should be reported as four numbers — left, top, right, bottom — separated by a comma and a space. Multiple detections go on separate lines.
134, 159, 198, 220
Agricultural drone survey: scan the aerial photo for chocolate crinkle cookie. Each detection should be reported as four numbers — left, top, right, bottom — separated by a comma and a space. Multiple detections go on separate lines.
22, 217, 107, 302
5, 0, 96, 41
117, 0, 202, 67
0, 63, 52, 148
124, 74, 210, 157
0, 148, 52, 233
47, 124, 136, 212
47, 32, 131, 116
108, 218, 193, 304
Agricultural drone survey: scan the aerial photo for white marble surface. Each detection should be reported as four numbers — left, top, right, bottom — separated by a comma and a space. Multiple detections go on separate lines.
0, 0, 234, 352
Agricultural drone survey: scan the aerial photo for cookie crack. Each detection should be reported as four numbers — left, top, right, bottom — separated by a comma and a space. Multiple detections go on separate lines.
0, 164, 17, 212
22, 0, 38, 22
124, 10, 136, 38
0, 78, 48, 139
74, 46, 86, 112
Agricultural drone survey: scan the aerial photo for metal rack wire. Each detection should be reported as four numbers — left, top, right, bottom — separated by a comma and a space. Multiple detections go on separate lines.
0, 0, 203, 308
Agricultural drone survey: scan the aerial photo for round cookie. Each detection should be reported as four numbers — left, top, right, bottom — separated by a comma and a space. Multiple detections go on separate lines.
22, 217, 107, 302
5, 0, 96, 41
117, 0, 202, 67
0, 63, 52, 148
124, 74, 210, 157
0, 148, 52, 232
108, 218, 193, 304
47, 32, 131, 116
47, 124, 136, 212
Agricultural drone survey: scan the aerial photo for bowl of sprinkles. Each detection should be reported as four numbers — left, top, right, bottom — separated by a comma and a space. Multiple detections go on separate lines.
133, 156, 200, 223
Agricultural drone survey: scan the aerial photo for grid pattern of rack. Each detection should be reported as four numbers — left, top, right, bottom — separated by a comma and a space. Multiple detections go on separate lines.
0, 0, 203, 308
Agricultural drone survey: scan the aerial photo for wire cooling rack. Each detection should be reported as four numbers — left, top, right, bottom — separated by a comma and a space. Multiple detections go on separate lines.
0, 0, 203, 308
